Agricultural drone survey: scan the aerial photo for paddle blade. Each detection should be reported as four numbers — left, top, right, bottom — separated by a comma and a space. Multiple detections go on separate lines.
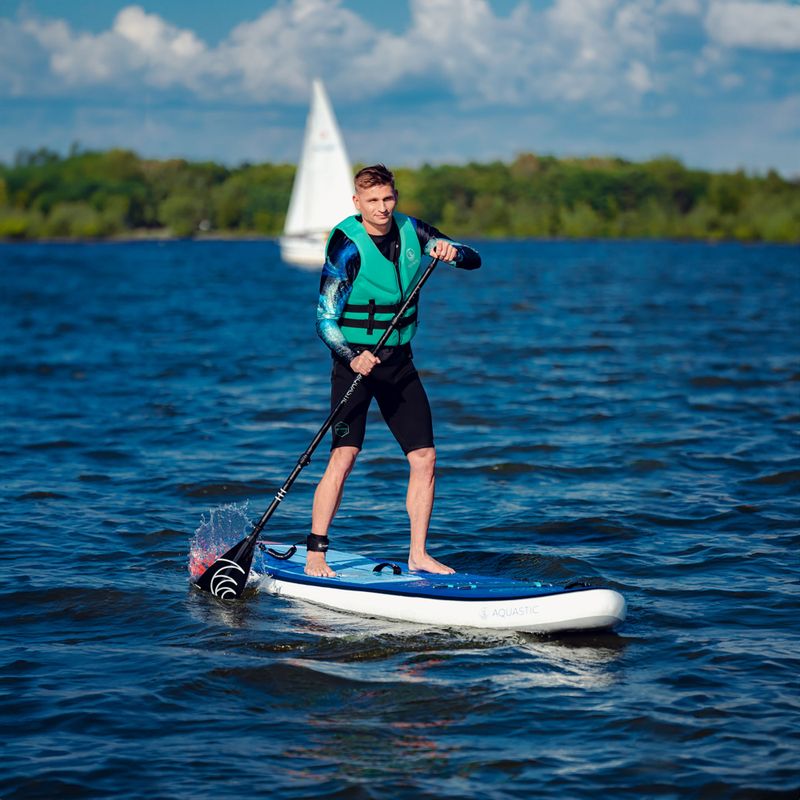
193, 534, 257, 600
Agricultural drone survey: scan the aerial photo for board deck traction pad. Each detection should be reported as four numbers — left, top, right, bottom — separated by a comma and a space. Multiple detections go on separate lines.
255, 542, 598, 601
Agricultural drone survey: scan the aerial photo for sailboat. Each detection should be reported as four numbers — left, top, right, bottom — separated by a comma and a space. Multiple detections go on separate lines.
280, 80, 354, 267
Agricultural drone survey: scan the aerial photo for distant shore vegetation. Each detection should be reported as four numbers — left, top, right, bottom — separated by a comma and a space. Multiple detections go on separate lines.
1, 146, 798, 243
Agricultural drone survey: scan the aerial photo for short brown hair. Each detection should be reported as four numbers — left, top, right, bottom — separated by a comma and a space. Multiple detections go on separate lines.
354, 164, 395, 192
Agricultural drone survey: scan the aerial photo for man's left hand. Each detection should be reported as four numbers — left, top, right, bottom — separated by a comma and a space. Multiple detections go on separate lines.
430, 240, 458, 263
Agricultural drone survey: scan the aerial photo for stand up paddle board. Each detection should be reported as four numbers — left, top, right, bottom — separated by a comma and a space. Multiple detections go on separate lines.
253, 542, 626, 634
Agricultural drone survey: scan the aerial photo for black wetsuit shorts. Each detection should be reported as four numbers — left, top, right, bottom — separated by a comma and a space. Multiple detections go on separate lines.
329, 344, 434, 454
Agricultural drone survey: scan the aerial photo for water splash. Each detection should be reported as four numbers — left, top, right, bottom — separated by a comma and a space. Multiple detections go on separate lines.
188, 502, 253, 580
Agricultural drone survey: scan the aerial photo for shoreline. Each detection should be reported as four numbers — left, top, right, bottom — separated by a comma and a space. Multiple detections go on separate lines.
0, 230, 278, 244
1, 233, 797, 247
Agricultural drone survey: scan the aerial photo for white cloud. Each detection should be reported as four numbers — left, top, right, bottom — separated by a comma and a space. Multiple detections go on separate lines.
659, 0, 702, 16
398, 0, 541, 104
534, 0, 659, 102
2, 0, 668, 109
15, 5, 208, 91
114, 6, 204, 58
211, 0, 381, 101
0, 17, 51, 95
721, 71, 744, 88
628, 60, 654, 91
706, 1, 800, 51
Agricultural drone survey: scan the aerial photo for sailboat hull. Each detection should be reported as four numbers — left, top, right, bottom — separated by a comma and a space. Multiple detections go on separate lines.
279, 232, 328, 268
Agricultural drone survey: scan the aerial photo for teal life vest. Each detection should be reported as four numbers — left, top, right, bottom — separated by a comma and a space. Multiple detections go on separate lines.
332, 212, 423, 346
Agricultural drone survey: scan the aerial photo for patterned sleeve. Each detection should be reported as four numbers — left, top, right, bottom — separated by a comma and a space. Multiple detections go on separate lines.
410, 217, 482, 270
316, 229, 361, 362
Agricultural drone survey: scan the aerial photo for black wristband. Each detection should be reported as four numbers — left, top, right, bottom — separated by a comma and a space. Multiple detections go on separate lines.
306, 533, 330, 552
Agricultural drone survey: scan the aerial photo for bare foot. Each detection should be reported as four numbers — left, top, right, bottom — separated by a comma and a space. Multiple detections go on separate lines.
408, 553, 455, 574
305, 551, 336, 577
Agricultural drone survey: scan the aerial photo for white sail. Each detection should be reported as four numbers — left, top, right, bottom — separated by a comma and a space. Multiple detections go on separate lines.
280, 80, 354, 267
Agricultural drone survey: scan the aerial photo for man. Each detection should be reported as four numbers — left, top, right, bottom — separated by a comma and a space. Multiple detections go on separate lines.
308, 164, 481, 577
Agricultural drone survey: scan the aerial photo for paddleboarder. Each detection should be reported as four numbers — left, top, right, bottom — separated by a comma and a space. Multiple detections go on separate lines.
308, 164, 481, 577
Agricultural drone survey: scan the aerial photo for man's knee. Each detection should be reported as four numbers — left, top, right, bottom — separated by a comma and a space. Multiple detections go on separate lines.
327, 446, 360, 481
407, 447, 436, 477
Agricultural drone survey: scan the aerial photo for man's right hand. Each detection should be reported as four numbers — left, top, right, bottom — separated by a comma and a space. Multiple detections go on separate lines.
350, 351, 381, 376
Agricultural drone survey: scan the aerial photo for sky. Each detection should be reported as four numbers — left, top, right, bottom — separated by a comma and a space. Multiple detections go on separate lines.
1, 0, 799, 175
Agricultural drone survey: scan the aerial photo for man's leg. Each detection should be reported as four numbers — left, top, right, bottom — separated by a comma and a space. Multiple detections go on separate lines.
372, 352, 452, 575
307, 446, 359, 577
406, 447, 454, 574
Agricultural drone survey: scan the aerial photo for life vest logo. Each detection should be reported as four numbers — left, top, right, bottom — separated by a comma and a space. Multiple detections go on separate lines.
406, 248, 417, 261
334, 422, 350, 437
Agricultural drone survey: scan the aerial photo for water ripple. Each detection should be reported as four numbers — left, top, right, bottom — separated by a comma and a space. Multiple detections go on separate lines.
1, 240, 798, 800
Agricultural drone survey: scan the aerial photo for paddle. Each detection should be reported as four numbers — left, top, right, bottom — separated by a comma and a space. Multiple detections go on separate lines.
193, 256, 441, 599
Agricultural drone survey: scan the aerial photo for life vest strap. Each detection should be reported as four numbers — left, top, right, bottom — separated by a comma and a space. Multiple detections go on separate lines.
342, 301, 407, 314
339, 308, 418, 332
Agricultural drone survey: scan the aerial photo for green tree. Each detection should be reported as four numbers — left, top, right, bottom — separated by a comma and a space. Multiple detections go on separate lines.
560, 202, 607, 238
0, 208, 42, 239
1, 146, 798, 243
158, 194, 206, 237
44, 202, 104, 238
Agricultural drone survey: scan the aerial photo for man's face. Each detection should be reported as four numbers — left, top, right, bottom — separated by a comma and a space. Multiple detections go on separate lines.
353, 183, 397, 233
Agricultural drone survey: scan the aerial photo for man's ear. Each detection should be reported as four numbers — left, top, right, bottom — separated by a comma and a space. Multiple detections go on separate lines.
352, 193, 360, 210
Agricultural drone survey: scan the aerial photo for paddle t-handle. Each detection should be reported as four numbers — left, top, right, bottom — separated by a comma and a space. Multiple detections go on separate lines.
194, 257, 441, 599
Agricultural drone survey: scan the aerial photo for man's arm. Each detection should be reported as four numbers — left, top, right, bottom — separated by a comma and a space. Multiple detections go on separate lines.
316, 230, 361, 363
411, 218, 481, 270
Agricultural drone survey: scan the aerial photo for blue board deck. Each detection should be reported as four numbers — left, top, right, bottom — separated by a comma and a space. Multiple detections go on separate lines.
253, 542, 588, 601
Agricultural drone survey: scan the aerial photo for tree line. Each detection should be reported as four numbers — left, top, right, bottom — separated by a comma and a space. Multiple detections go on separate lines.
1, 147, 798, 243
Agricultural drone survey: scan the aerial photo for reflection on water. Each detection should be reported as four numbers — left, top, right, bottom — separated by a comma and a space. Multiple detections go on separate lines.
185, 585, 260, 629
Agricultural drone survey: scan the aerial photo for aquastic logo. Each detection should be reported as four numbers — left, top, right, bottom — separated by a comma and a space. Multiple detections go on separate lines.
480, 603, 540, 620
334, 421, 350, 437
406, 248, 417, 261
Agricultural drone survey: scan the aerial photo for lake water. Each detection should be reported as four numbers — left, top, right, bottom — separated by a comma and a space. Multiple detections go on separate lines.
1, 239, 798, 799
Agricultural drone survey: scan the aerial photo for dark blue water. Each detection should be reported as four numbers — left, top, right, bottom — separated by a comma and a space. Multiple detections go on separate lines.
2, 240, 798, 799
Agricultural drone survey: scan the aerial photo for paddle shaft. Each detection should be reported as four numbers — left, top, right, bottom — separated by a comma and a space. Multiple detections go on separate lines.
246, 256, 441, 542
194, 256, 441, 597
